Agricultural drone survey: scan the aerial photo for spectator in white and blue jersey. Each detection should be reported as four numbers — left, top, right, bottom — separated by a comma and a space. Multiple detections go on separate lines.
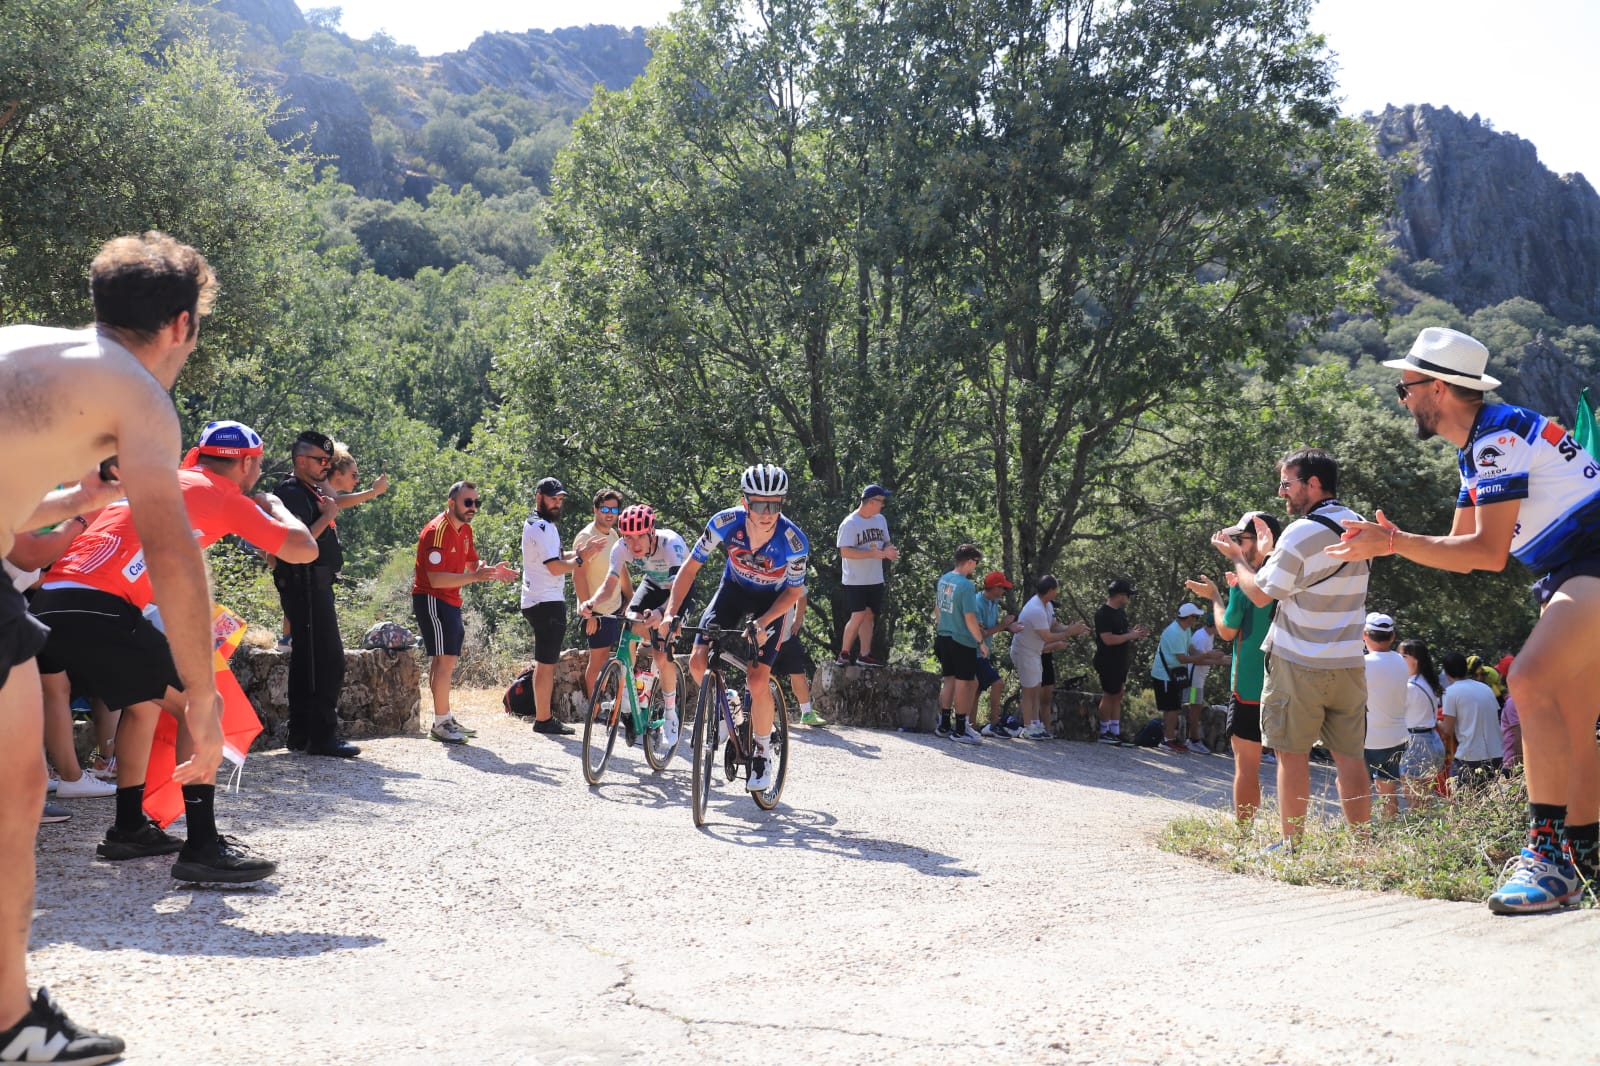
1215, 447, 1372, 848
1332, 326, 1600, 914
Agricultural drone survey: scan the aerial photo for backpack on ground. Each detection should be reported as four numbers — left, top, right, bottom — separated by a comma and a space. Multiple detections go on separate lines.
1134, 718, 1164, 747
361, 621, 417, 650
503, 668, 537, 718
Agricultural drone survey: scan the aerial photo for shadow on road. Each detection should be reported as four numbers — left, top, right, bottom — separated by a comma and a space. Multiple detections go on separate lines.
787, 726, 882, 760
445, 741, 562, 785
31, 870, 383, 958
698, 806, 976, 877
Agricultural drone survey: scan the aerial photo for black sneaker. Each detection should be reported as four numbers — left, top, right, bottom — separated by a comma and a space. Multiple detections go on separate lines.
934, 719, 952, 738
856, 654, 885, 668
96, 821, 183, 861
533, 717, 576, 736
834, 652, 854, 667
170, 835, 277, 884
0, 987, 124, 1064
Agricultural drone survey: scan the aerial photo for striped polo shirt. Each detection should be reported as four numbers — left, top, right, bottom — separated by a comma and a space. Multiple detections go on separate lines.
1254, 500, 1370, 669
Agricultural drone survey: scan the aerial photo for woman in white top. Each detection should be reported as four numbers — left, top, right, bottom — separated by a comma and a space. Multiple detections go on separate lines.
1398, 638, 1446, 812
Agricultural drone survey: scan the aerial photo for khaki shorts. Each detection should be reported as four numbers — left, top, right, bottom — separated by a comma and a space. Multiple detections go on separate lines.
1260, 654, 1367, 758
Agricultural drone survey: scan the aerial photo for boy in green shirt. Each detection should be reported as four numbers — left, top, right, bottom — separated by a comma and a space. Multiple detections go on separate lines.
934, 544, 987, 742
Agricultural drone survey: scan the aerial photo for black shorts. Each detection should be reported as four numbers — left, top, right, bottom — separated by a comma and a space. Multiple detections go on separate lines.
1153, 677, 1186, 712
1226, 694, 1263, 744
0, 583, 49, 691
976, 655, 1002, 693
934, 635, 979, 681
773, 634, 812, 676
586, 613, 622, 650
414, 593, 466, 657
697, 582, 785, 667
520, 601, 567, 665
1365, 743, 1407, 782
1095, 656, 1128, 695
843, 583, 885, 616
629, 578, 674, 617
31, 588, 180, 708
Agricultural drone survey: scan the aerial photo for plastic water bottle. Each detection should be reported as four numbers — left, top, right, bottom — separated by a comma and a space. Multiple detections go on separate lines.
635, 670, 656, 702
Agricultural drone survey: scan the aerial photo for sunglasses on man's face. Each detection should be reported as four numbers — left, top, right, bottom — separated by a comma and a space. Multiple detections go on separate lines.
746, 499, 785, 515
1229, 532, 1257, 544
597, 505, 620, 514
459, 498, 480, 509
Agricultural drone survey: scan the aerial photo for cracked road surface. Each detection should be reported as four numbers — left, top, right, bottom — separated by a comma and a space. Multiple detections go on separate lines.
29, 691, 1600, 1064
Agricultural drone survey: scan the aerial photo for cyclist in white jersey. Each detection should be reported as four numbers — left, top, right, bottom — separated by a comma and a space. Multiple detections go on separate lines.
578, 504, 690, 744
1333, 327, 1600, 915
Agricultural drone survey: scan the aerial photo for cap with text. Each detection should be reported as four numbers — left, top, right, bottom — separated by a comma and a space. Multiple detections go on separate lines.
535, 477, 567, 497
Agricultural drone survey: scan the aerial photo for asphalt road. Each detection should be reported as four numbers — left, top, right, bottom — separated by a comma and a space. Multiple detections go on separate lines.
28, 690, 1600, 1064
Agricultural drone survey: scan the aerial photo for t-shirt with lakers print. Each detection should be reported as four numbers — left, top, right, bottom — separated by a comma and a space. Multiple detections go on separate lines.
413, 511, 478, 607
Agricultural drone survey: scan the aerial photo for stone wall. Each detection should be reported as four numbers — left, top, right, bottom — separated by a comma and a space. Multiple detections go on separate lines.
544, 648, 700, 721
231, 645, 422, 750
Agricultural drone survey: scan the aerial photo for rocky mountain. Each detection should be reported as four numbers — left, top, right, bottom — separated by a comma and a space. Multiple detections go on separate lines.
440, 26, 653, 106
1373, 104, 1600, 325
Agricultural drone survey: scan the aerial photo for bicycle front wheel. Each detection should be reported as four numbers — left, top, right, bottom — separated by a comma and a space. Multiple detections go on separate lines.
643, 665, 686, 772
752, 676, 789, 811
691, 672, 720, 827
582, 659, 625, 786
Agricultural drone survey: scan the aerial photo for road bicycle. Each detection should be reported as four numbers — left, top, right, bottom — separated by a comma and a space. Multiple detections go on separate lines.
681, 625, 789, 826
581, 622, 687, 785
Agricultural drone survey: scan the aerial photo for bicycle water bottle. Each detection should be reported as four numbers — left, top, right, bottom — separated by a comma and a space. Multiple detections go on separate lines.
635, 670, 655, 702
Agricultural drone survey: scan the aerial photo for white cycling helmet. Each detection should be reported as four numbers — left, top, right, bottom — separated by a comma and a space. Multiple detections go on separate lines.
740, 463, 789, 497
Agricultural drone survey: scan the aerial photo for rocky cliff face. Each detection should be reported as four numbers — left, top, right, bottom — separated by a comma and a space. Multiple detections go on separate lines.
259, 71, 391, 198
213, 0, 305, 45
439, 26, 653, 106
1373, 104, 1600, 324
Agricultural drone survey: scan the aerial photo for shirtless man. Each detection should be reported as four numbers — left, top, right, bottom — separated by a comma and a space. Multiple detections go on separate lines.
0, 232, 222, 1062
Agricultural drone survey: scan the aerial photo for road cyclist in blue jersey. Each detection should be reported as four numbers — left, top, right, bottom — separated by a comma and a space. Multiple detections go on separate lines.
578, 503, 692, 748
1332, 327, 1600, 915
659, 463, 809, 793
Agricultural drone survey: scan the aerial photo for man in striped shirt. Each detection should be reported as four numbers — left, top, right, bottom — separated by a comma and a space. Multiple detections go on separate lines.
1216, 448, 1372, 846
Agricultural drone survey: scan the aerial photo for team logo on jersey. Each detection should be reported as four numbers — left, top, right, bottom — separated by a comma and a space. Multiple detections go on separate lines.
1475, 444, 1507, 476
428, 550, 443, 565
785, 527, 804, 553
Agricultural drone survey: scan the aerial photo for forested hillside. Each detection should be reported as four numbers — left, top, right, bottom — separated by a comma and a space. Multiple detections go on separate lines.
5, 0, 1597, 675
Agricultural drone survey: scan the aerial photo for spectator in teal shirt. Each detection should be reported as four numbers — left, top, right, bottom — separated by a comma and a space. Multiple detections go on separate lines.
934, 544, 986, 743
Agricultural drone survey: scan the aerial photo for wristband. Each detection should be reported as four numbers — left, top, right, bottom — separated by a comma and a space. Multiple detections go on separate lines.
1388, 528, 1397, 556
71, 515, 89, 530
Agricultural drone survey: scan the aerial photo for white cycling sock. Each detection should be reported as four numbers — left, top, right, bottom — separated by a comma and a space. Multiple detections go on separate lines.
755, 732, 771, 755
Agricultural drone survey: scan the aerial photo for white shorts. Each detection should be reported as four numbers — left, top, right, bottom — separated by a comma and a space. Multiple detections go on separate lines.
1016, 648, 1045, 689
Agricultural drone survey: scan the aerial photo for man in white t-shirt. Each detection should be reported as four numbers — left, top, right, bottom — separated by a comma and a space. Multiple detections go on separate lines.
836, 484, 897, 667
1011, 575, 1089, 740
1182, 620, 1228, 752
1440, 650, 1504, 793
520, 477, 606, 735
1361, 613, 1411, 818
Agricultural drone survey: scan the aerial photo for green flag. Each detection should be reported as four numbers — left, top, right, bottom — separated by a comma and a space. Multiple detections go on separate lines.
1577, 387, 1600, 461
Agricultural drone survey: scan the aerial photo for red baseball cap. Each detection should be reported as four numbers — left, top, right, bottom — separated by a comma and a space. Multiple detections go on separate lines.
982, 571, 1012, 590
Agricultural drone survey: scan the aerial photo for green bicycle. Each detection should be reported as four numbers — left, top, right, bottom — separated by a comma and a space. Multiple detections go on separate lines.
582, 624, 687, 784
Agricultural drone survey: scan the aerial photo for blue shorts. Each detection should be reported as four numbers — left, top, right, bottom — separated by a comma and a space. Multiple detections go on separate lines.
586, 613, 622, 650
976, 655, 1002, 693
413, 594, 465, 657
1533, 552, 1600, 605
1364, 742, 1407, 782
698, 582, 786, 667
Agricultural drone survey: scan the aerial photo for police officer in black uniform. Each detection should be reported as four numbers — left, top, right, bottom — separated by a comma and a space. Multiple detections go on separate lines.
273, 430, 359, 757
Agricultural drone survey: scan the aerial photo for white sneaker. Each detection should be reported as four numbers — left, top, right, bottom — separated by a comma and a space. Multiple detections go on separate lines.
949, 724, 981, 745
1021, 723, 1051, 740
747, 753, 774, 791
91, 756, 117, 781
430, 716, 469, 744
55, 772, 117, 799
1185, 739, 1211, 755
660, 711, 680, 748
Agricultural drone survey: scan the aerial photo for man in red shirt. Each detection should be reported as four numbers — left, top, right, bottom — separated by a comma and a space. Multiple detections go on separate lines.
412, 481, 517, 743
31, 421, 317, 883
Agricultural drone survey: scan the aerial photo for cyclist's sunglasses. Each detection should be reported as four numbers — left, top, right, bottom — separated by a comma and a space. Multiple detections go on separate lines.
746, 499, 785, 515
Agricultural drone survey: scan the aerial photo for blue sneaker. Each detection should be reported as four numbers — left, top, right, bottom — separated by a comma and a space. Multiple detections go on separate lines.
1486, 848, 1583, 915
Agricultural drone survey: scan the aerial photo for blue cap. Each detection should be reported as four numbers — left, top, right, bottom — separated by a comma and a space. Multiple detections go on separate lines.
861, 484, 891, 501
195, 420, 262, 457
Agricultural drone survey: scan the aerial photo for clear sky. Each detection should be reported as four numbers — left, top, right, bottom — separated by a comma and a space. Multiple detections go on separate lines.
308, 0, 1599, 183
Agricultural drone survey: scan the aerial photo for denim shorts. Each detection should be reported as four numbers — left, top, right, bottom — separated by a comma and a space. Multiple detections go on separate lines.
1399, 729, 1445, 779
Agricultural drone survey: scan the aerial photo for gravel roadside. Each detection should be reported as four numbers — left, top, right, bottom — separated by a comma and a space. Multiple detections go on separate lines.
28, 689, 1599, 1064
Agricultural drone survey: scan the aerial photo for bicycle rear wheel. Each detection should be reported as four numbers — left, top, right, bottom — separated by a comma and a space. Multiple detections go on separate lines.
691, 672, 720, 827
582, 659, 625, 785
752, 676, 789, 810
643, 664, 686, 772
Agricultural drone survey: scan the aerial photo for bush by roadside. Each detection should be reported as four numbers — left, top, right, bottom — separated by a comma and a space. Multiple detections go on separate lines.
1159, 769, 1534, 903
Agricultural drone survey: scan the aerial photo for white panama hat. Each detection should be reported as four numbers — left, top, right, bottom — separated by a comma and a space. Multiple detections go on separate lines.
1381, 327, 1501, 391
